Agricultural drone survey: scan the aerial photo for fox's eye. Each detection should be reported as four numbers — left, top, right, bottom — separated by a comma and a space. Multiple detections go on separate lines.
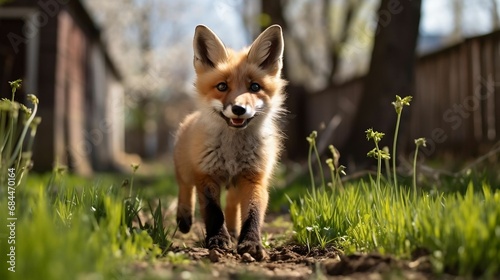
216, 82, 228, 92
250, 83, 261, 92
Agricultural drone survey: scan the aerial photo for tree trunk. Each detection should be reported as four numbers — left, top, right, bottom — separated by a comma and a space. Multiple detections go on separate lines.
341, 0, 422, 168
492, 0, 500, 30
261, 0, 309, 160
451, 0, 463, 41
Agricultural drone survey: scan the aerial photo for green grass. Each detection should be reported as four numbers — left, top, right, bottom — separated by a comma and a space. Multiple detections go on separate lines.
0, 166, 179, 280
2, 165, 183, 279
0, 81, 176, 279
0, 169, 177, 280
1, 184, 157, 279
289, 180, 500, 277
26, 171, 179, 199
289, 95, 500, 278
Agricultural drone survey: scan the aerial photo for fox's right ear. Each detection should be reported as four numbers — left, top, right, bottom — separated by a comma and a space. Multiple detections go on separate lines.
193, 25, 227, 71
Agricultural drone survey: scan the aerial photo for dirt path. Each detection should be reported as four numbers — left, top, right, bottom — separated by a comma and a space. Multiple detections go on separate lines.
129, 214, 446, 279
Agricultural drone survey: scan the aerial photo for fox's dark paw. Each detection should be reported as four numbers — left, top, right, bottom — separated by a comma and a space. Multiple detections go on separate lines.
207, 234, 232, 250
237, 240, 267, 261
176, 215, 192, 233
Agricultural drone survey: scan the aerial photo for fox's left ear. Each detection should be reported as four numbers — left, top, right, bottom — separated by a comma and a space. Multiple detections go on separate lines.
247, 25, 284, 75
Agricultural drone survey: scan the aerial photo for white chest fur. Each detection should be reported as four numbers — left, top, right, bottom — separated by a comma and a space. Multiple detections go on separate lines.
197, 127, 268, 182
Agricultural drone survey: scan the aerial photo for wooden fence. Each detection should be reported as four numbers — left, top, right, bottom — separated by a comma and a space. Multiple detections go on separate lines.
303, 30, 500, 159
410, 31, 500, 157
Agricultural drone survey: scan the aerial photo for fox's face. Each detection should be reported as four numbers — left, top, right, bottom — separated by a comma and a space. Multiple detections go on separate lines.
193, 25, 286, 129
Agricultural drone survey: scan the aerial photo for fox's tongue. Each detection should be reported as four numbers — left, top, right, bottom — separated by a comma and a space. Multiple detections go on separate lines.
230, 118, 245, 126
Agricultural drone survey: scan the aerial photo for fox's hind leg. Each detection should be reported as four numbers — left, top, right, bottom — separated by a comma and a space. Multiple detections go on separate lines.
225, 187, 241, 239
176, 179, 195, 233
195, 174, 232, 250
236, 172, 269, 261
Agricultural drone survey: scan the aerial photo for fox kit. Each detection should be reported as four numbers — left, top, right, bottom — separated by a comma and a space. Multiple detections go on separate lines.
174, 24, 286, 261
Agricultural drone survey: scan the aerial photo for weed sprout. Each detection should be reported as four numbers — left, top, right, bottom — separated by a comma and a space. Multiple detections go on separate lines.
391, 95, 412, 189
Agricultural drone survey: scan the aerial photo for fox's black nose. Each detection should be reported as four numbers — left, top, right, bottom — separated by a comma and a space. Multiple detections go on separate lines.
231, 105, 246, 116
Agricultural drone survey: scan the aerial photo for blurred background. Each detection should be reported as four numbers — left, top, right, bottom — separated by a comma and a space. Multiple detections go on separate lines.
1, 0, 499, 175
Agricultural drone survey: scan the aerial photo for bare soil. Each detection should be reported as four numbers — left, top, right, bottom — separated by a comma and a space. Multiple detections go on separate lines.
129, 214, 460, 279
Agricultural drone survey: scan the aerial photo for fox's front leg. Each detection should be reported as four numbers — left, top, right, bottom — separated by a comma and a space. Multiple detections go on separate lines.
236, 172, 269, 261
195, 174, 232, 250
225, 187, 241, 239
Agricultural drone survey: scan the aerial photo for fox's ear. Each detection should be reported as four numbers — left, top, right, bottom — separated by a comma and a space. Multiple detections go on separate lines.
247, 25, 284, 75
193, 25, 228, 70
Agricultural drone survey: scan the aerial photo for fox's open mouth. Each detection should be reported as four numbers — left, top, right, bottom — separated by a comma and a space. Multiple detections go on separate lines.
219, 112, 253, 128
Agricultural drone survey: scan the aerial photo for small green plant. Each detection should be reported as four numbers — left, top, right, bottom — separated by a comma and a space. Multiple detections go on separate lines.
0, 79, 41, 191
366, 128, 390, 188
306, 131, 325, 193
164, 251, 190, 265
129, 163, 140, 196
326, 144, 345, 191
383, 146, 391, 185
123, 163, 144, 232
413, 138, 426, 198
146, 199, 173, 252
391, 95, 412, 188
261, 232, 272, 249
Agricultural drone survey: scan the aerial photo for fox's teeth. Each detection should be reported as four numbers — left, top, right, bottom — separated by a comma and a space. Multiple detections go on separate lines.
230, 118, 245, 125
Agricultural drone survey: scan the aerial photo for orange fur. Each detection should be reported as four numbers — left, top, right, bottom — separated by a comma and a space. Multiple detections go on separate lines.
174, 25, 286, 260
